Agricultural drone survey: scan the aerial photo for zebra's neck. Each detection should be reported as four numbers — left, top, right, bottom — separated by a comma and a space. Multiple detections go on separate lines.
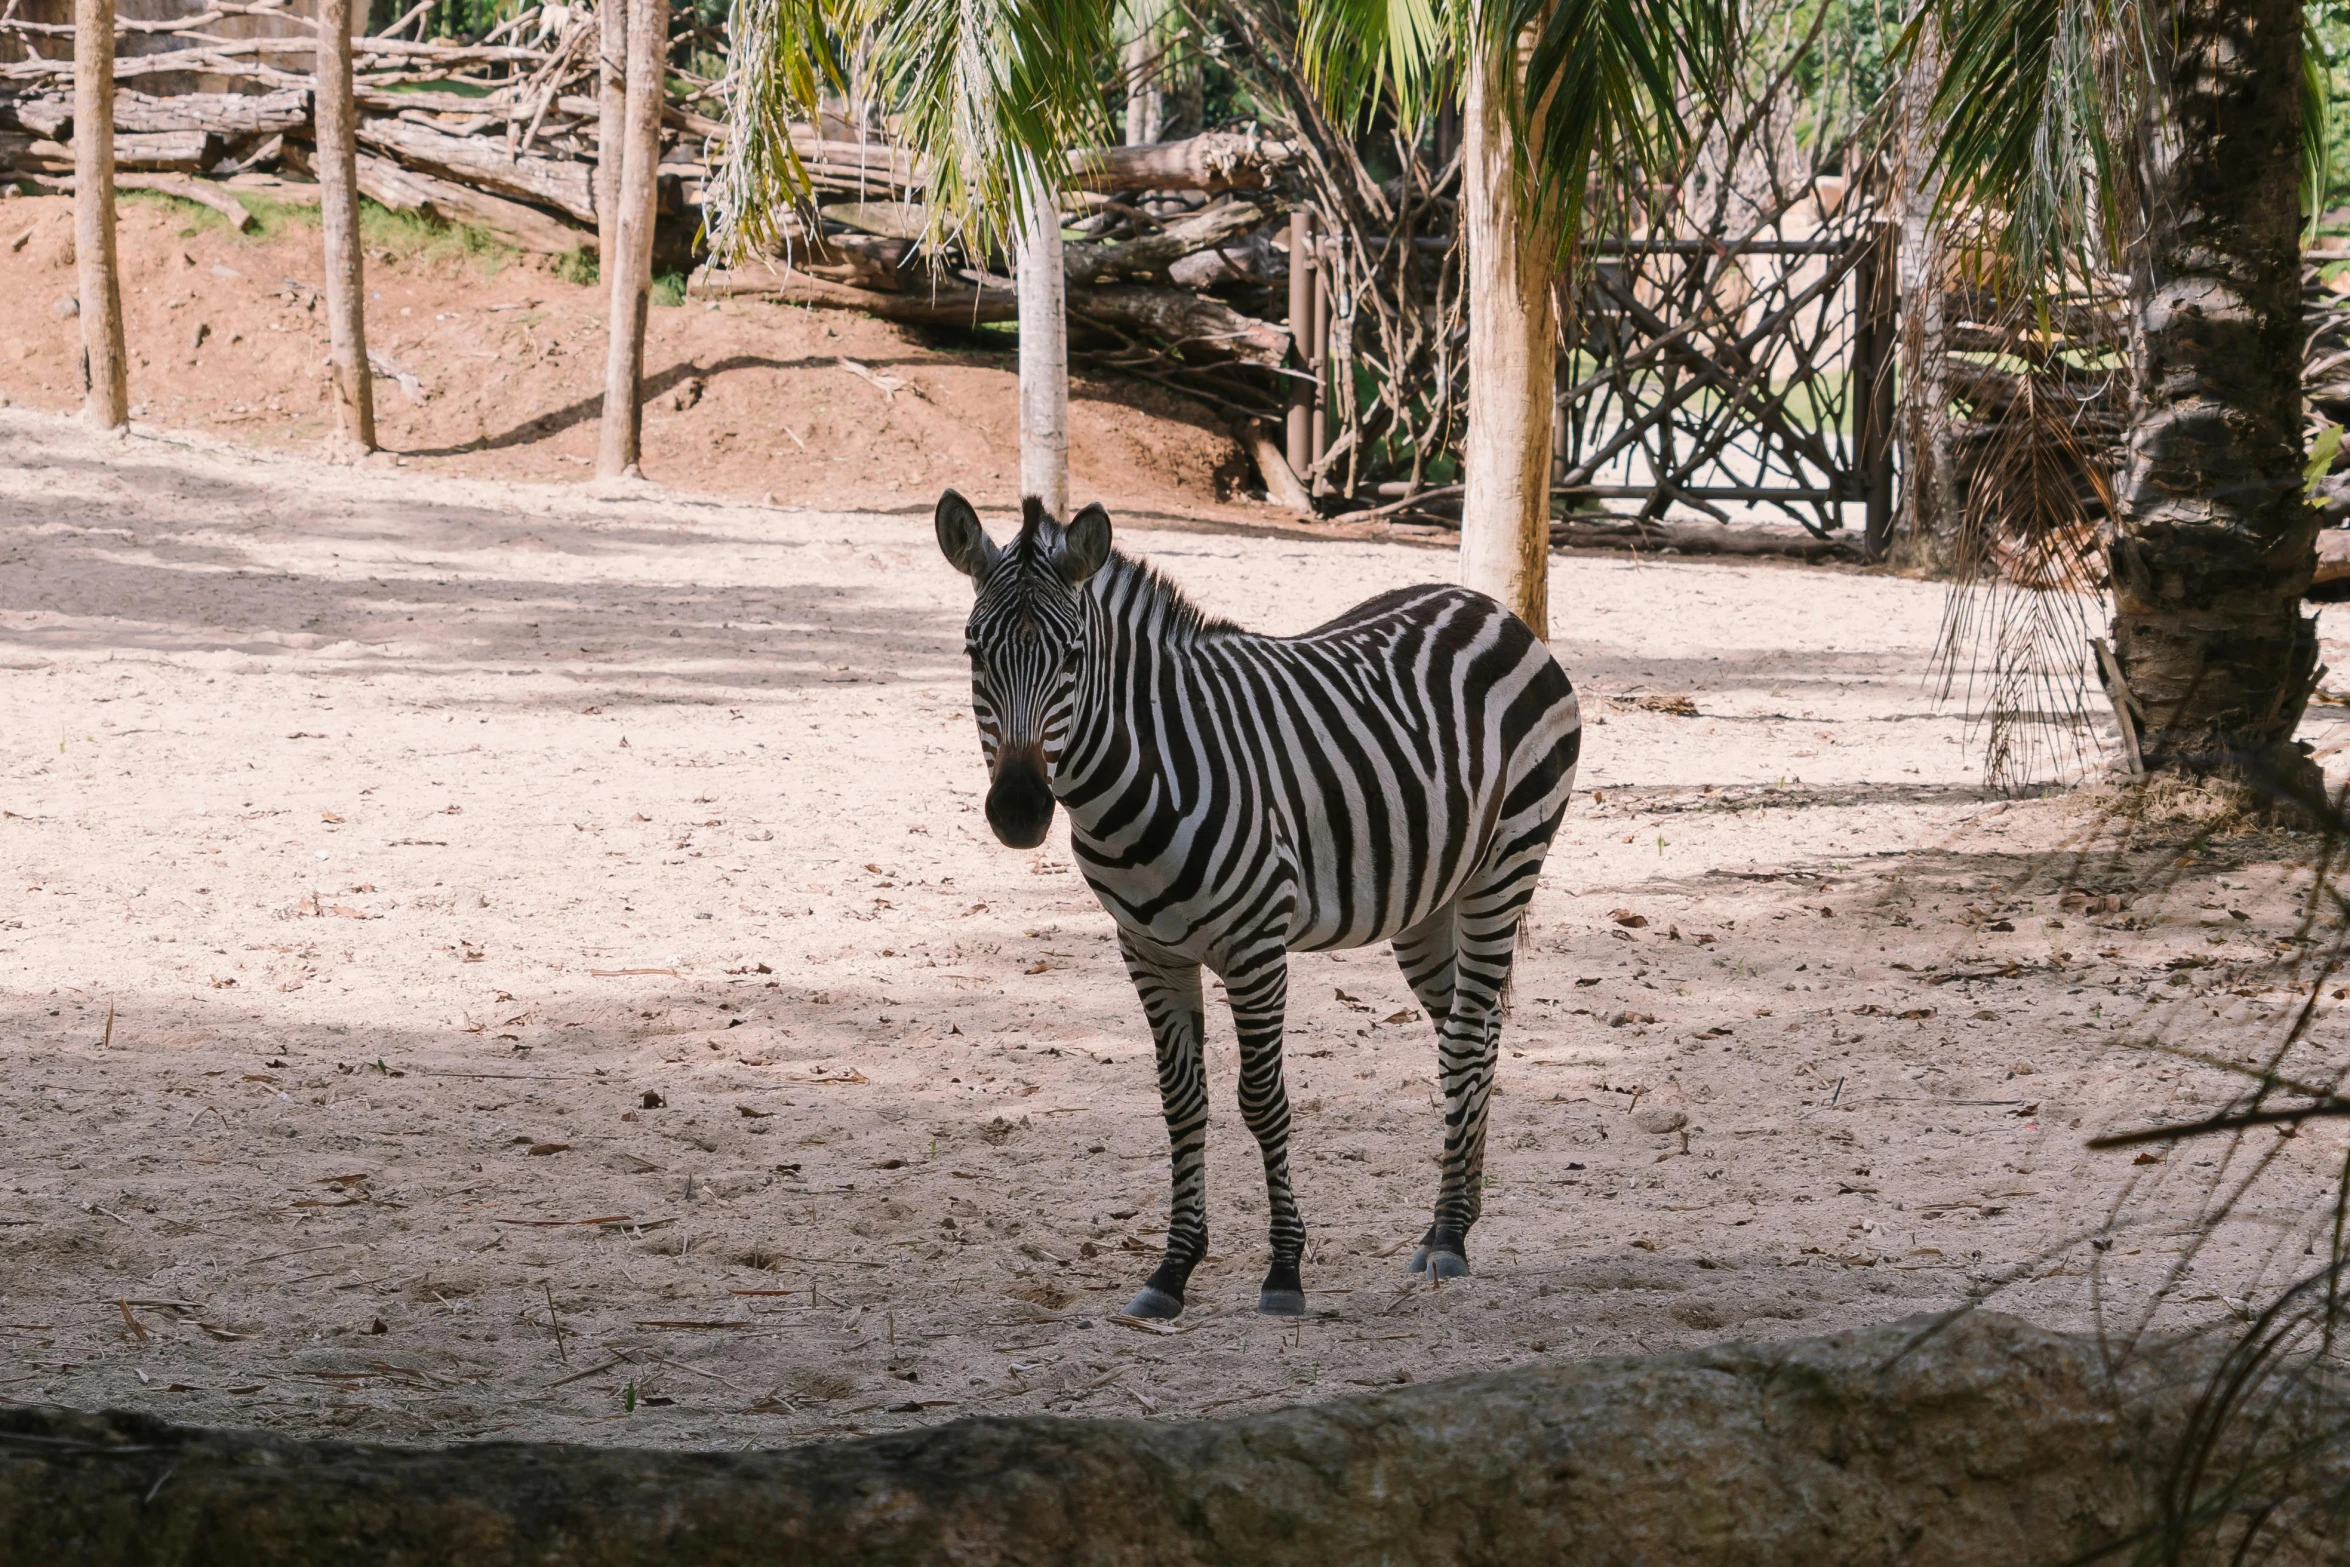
1052, 551, 1232, 825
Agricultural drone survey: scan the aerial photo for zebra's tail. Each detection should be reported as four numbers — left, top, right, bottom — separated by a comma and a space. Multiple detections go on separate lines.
1499, 914, 1533, 1020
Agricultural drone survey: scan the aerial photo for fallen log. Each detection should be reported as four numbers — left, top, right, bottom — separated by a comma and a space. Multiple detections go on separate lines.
290, 142, 584, 254
0, 1315, 2334, 1566
1551, 518, 1864, 560
1343, 491, 1868, 560
689, 265, 1017, 324
2315, 526, 2350, 587
18, 128, 211, 172
28, 171, 257, 229
688, 266, 1289, 364
1064, 199, 1268, 285
353, 113, 596, 224
1069, 283, 1289, 366
1070, 131, 1295, 193
1240, 421, 1316, 512
4, 87, 310, 138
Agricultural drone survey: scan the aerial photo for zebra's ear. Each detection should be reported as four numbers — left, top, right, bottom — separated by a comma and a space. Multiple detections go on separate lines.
1059, 502, 1112, 584
935, 489, 997, 580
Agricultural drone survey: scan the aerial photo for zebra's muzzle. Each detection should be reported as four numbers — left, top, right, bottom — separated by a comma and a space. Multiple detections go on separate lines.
985, 743, 1055, 849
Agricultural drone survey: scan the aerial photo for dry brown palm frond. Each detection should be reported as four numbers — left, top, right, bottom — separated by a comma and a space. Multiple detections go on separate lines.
1929, 289, 2124, 790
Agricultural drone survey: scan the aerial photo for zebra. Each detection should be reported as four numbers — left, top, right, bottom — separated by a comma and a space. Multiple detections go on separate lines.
936, 489, 1582, 1319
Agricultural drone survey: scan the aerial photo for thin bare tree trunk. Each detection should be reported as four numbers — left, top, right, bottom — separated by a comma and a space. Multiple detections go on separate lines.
595, 0, 626, 280
73, 0, 127, 430
315, 0, 373, 457
1017, 173, 1069, 516
1458, 38, 1554, 640
1122, 3, 1165, 147
1890, 23, 1954, 571
595, 0, 666, 480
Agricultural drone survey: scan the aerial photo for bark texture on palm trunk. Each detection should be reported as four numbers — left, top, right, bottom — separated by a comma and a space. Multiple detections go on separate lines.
2111, 0, 2320, 803
1459, 39, 1555, 641
595, 0, 666, 481
72, 0, 127, 430
315, 0, 374, 457
595, 0, 627, 280
1017, 177, 1070, 517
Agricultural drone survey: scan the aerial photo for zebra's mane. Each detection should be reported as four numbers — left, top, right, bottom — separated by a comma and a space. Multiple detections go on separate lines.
1098, 548, 1239, 641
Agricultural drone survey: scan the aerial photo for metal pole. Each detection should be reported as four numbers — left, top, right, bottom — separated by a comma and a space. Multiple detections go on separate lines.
1856, 225, 1897, 561
1309, 234, 1330, 491
1286, 210, 1312, 480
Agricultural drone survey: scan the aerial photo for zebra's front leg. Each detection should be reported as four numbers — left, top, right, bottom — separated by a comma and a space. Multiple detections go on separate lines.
1118, 933, 1209, 1320
1222, 940, 1307, 1316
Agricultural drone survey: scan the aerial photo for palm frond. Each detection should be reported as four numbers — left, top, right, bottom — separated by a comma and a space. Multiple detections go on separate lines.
710, 0, 1115, 269
1297, 0, 1451, 129
1903, 0, 2145, 283
2308, 12, 2332, 234
1517, 0, 1736, 250
1294, 0, 1735, 259
865, 0, 1115, 257
705, 0, 840, 265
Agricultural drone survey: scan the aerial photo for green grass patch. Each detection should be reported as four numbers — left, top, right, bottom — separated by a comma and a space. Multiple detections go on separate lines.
128, 183, 518, 273
551, 248, 598, 287
120, 186, 328, 245
118, 186, 235, 238
357, 199, 516, 271
651, 270, 687, 307
234, 192, 323, 241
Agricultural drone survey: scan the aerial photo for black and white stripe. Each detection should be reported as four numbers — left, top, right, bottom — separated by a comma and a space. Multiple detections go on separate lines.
938, 491, 1582, 1318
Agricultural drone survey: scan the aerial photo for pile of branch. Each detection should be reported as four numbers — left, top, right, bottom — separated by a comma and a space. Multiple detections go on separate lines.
691, 181, 1300, 420
1, 4, 1309, 429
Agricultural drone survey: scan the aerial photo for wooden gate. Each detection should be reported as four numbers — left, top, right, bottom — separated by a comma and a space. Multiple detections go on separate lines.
1558, 226, 1897, 554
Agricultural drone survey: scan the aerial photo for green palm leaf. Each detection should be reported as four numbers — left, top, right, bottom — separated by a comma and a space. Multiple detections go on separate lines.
709, 0, 1114, 267
1913, 0, 2330, 274
705, 0, 839, 265
1294, 0, 1734, 260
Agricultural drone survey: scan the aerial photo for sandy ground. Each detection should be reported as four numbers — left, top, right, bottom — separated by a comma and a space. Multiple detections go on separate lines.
0, 191, 1252, 517
5, 405, 2350, 1452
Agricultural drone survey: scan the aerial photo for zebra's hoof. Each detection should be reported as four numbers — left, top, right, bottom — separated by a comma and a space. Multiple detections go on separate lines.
1124, 1286, 1184, 1320
1409, 1229, 1469, 1278
1257, 1287, 1306, 1317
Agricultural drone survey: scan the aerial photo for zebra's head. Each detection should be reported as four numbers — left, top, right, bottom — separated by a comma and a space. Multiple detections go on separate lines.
935, 489, 1113, 849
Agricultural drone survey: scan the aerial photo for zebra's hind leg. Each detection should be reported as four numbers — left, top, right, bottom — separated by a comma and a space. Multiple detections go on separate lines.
1222, 939, 1308, 1316
1419, 816, 1559, 1279
1119, 933, 1210, 1320
1392, 903, 1463, 1278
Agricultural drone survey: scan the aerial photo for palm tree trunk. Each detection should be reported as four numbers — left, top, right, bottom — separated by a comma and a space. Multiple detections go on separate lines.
1458, 35, 1555, 640
1017, 173, 1069, 516
2109, 0, 2321, 804
72, 0, 127, 430
595, 0, 667, 481
315, 0, 374, 457
596, 0, 627, 280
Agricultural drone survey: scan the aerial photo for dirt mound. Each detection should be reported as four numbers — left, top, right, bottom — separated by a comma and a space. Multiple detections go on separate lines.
0, 189, 1256, 516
